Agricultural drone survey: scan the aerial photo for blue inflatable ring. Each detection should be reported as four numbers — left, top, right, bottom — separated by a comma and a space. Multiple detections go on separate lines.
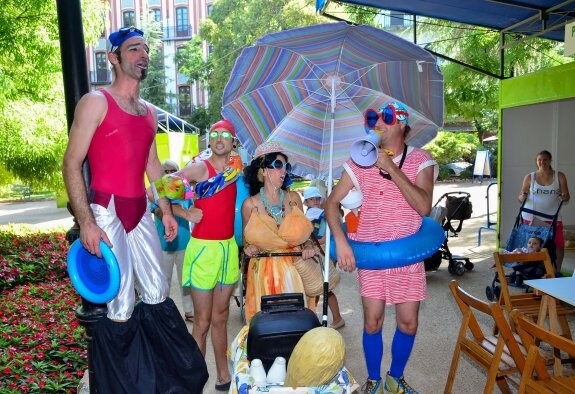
234, 175, 250, 247
329, 217, 445, 269
67, 239, 121, 304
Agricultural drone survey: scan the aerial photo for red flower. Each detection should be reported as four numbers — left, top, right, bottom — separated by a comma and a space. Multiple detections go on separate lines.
2, 367, 11, 374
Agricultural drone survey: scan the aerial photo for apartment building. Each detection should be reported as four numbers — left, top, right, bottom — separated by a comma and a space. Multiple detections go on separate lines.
85, 0, 212, 117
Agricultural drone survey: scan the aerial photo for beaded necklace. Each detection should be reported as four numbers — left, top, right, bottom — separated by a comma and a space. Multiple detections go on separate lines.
260, 187, 285, 225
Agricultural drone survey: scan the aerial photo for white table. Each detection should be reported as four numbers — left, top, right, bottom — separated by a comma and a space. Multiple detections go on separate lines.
524, 277, 575, 306
524, 276, 575, 375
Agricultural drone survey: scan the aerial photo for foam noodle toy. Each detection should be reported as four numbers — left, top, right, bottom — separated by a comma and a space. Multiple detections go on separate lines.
67, 239, 120, 304
329, 217, 445, 269
234, 176, 250, 247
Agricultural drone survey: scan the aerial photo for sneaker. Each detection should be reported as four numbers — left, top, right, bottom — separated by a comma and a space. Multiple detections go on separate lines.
362, 378, 383, 394
384, 373, 419, 394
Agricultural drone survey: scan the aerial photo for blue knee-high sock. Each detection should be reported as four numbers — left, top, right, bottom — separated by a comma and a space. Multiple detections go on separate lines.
363, 328, 383, 380
389, 328, 416, 378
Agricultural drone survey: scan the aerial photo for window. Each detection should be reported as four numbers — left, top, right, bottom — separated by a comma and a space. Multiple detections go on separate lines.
151, 8, 161, 23
95, 52, 108, 83
123, 10, 135, 27
207, 4, 213, 16
179, 86, 191, 116
176, 7, 189, 37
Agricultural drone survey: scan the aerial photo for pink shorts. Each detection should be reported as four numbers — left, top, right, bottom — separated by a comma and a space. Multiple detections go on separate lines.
357, 262, 427, 305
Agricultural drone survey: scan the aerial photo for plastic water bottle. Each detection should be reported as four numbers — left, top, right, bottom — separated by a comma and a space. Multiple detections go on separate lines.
266, 356, 287, 385
249, 358, 267, 387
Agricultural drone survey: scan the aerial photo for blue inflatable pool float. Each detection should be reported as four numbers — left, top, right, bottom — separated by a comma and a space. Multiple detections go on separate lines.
67, 239, 120, 304
234, 176, 250, 247
329, 217, 445, 269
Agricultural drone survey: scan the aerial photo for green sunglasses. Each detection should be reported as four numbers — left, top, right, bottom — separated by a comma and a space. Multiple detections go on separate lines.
209, 131, 234, 139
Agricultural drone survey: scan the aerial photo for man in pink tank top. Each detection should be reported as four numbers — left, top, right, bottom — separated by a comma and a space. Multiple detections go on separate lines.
325, 101, 437, 394
62, 27, 207, 393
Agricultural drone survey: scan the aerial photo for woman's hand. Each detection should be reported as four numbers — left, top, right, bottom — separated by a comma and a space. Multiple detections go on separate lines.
301, 245, 316, 260
244, 244, 260, 257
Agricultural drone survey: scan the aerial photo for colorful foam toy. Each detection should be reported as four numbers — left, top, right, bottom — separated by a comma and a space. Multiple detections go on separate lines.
150, 174, 195, 203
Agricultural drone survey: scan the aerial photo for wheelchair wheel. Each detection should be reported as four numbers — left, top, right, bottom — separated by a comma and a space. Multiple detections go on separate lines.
485, 286, 494, 301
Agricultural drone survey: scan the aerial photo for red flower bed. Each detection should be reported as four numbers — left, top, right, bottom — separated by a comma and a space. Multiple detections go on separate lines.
0, 225, 86, 393
0, 224, 69, 291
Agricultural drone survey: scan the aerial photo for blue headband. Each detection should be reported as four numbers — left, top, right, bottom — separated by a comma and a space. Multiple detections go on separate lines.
108, 27, 144, 51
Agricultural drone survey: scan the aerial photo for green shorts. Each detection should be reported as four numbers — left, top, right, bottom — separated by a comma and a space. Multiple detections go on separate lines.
182, 236, 239, 290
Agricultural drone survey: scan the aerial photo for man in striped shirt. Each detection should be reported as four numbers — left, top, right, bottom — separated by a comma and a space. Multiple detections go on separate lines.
325, 101, 437, 394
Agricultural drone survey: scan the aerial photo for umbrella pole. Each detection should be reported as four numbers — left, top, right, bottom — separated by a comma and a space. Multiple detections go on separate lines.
322, 80, 336, 327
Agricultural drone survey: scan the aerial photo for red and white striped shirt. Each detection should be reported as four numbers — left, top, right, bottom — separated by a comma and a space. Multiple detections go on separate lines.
345, 146, 436, 303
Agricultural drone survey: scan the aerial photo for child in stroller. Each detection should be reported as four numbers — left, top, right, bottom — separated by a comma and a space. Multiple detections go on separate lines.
485, 201, 560, 301
499, 236, 544, 287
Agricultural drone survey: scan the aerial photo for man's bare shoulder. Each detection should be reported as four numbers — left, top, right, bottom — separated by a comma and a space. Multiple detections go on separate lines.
77, 90, 108, 110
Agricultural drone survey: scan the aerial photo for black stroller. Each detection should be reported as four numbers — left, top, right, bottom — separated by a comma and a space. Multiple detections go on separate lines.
485, 200, 562, 301
424, 192, 474, 275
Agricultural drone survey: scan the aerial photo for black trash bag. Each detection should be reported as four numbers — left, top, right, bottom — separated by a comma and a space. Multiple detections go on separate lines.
445, 196, 473, 221
92, 298, 208, 394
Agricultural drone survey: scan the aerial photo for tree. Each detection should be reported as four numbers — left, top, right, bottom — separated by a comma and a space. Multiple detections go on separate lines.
413, 19, 568, 140
0, 0, 107, 190
177, 0, 325, 123
424, 131, 481, 165
341, 4, 569, 141
185, 105, 211, 134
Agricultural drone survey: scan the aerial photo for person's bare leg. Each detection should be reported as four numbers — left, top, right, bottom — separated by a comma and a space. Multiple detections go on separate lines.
211, 284, 235, 385
191, 288, 213, 356
328, 291, 344, 325
307, 296, 317, 311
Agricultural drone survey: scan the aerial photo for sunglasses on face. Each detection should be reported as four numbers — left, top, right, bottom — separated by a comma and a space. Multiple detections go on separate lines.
164, 169, 177, 174
209, 131, 234, 139
364, 105, 408, 128
266, 159, 292, 172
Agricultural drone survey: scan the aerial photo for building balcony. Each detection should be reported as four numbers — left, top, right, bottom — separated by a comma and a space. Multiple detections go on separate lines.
162, 24, 193, 40
91, 70, 112, 85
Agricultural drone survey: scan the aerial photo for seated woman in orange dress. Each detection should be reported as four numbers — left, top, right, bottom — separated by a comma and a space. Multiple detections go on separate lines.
240, 141, 316, 323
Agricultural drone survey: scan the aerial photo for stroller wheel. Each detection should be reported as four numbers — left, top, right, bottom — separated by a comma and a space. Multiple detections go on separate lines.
448, 261, 456, 275
454, 261, 466, 276
485, 286, 494, 301
465, 261, 474, 271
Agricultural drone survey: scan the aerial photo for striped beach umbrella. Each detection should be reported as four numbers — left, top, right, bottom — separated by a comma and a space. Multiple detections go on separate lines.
222, 22, 444, 181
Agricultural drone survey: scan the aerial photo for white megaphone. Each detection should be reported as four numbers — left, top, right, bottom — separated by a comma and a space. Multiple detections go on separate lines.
350, 131, 381, 167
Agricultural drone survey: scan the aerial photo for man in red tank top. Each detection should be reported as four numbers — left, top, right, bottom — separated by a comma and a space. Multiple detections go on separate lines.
177, 119, 239, 391
62, 27, 207, 392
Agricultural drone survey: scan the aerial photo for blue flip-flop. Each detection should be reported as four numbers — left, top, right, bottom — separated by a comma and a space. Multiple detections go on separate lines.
67, 239, 120, 304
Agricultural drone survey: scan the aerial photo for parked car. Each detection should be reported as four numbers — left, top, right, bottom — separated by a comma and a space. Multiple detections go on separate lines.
440, 162, 472, 176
